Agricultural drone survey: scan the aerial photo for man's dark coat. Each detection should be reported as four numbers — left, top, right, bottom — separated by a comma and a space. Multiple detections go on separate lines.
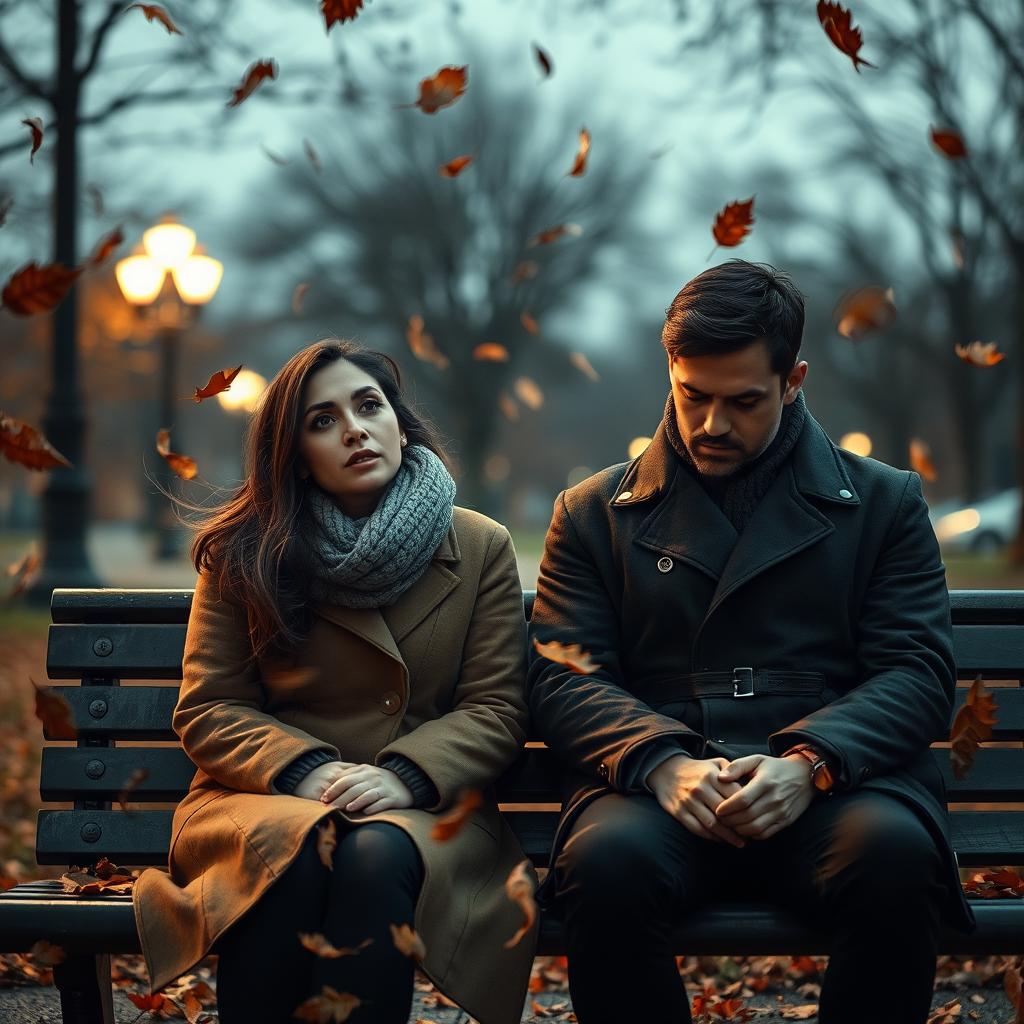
526, 401, 976, 935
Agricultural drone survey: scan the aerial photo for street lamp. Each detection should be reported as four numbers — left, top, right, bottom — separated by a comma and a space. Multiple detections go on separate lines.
115, 217, 222, 560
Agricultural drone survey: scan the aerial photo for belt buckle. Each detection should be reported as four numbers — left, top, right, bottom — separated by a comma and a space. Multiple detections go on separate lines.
732, 666, 755, 698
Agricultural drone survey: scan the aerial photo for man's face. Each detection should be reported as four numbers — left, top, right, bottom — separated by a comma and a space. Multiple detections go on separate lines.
668, 340, 808, 478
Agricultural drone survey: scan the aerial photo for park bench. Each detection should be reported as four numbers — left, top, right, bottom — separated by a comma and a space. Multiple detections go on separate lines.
0, 586, 1022, 1024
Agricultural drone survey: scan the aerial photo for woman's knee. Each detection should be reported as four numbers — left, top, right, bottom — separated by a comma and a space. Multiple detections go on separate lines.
330, 821, 424, 896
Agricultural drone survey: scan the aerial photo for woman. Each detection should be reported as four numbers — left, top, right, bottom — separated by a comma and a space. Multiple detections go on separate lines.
132, 339, 539, 1023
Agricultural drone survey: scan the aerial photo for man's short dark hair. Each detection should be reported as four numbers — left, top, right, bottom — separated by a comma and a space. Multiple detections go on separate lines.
661, 259, 805, 383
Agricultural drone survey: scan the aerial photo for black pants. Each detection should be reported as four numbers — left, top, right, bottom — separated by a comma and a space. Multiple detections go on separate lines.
213, 820, 425, 1024
554, 788, 947, 1024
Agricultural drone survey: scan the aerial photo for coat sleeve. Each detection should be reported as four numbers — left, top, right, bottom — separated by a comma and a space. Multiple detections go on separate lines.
768, 471, 957, 790
526, 490, 706, 790
373, 527, 529, 811
173, 569, 342, 794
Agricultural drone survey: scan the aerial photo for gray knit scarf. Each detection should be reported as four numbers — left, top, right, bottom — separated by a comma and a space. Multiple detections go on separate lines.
292, 444, 456, 608
663, 388, 807, 534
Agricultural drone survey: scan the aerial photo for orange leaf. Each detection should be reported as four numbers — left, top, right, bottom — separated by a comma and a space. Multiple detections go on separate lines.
32, 678, 78, 739
0, 412, 72, 470
908, 438, 937, 482
406, 314, 449, 369
520, 311, 539, 335
192, 364, 243, 402
498, 391, 519, 422
89, 226, 124, 267
711, 197, 755, 249
514, 376, 543, 410
511, 261, 539, 283
529, 222, 582, 247
293, 986, 362, 1023
930, 125, 968, 159
950, 674, 998, 780
5, 544, 40, 600
298, 932, 373, 958
816, 1, 876, 72
503, 859, 536, 948
292, 282, 311, 315
833, 284, 896, 340
28, 940, 66, 966
126, 4, 182, 35
304, 138, 322, 173
128, 993, 168, 1012
227, 59, 277, 108
399, 65, 468, 114
390, 922, 426, 961
316, 817, 337, 870
156, 428, 198, 481
118, 768, 150, 813
570, 351, 599, 382
568, 126, 590, 177
473, 343, 509, 362
430, 788, 483, 841
954, 341, 1004, 367
532, 637, 599, 675
22, 117, 43, 163
321, 0, 365, 31
1, 261, 82, 317
533, 43, 553, 78
439, 154, 474, 178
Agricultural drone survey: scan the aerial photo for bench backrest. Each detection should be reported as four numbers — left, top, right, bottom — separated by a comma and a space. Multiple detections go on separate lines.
36, 588, 1024, 870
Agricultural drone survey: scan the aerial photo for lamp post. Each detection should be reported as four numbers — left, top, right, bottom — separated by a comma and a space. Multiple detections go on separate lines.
115, 218, 222, 560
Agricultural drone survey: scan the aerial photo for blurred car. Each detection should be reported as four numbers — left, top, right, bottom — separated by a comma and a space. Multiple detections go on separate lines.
928, 487, 1021, 556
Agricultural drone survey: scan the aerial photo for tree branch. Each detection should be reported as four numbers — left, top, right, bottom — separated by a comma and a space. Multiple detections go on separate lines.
0, 27, 50, 102
76, 0, 122, 83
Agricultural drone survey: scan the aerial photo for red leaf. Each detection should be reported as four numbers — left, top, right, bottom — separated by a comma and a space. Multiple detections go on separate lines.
89, 226, 124, 267
711, 198, 755, 249
930, 125, 968, 159
126, 4, 182, 35
1, 261, 82, 316
816, 1, 876, 72
568, 126, 590, 177
321, 0, 365, 31
398, 65, 468, 114
533, 43, 553, 78
439, 154, 474, 178
227, 59, 277, 108
22, 117, 43, 163
0, 413, 73, 470
191, 364, 243, 402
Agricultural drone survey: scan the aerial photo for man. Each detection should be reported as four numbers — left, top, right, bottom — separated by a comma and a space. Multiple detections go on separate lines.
526, 259, 977, 1024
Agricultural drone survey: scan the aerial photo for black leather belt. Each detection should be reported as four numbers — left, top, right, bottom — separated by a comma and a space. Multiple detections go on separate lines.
664, 667, 826, 699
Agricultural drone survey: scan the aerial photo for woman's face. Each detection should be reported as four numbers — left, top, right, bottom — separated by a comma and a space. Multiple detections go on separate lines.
296, 358, 405, 518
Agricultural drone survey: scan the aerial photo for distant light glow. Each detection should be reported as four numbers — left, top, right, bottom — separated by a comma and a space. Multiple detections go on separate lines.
839, 432, 872, 457
935, 509, 980, 541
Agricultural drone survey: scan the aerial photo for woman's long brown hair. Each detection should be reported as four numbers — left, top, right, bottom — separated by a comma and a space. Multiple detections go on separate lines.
158, 338, 454, 666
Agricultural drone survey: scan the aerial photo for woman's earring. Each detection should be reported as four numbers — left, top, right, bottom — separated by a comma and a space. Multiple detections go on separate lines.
400, 435, 407, 447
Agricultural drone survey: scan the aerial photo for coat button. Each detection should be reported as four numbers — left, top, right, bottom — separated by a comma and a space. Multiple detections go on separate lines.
617, 491, 633, 502
839, 489, 853, 499
657, 556, 673, 573
381, 691, 402, 715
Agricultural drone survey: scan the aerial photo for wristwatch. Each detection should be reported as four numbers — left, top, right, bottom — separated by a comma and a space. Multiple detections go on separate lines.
782, 743, 835, 794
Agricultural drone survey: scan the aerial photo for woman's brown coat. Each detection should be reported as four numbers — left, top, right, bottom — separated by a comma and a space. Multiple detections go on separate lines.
132, 506, 540, 1024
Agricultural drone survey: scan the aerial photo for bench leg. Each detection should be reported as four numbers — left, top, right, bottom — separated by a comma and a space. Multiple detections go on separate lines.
52, 953, 115, 1024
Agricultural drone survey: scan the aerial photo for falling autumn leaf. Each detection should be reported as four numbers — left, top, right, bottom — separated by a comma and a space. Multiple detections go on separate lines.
292, 282, 312, 315
816, 1, 876, 72
316, 816, 338, 870
570, 352, 599, 382
5, 544, 40, 601
261, 143, 290, 165
533, 42, 553, 78
298, 932, 373, 958
191, 364, 243, 402
473, 343, 509, 362
568, 126, 590, 177
520, 312, 539, 335
304, 137, 322, 173
833, 284, 896, 340
118, 768, 150, 813
227, 59, 277, 108
293, 986, 362, 1023
430, 788, 483, 841
504, 859, 537, 948
156, 428, 198, 481
397, 65, 468, 114
0, 412, 72, 470
31, 678, 77, 739
406, 314, 449, 369
128, 994, 169, 1013
1, 261, 83, 317
126, 4, 182, 35
89, 226, 124, 267
955, 341, 1004, 367
390, 922, 426, 961
22, 116, 43, 163
909, 438, 937, 482
950, 674, 998, 779
512, 261, 539, 283
321, 0, 365, 31
532, 637, 600, 675
439, 154, 474, 178
930, 126, 968, 159
529, 222, 583, 247
498, 391, 519, 422
710, 197, 755, 252
514, 376, 544, 410
27, 940, 66, 967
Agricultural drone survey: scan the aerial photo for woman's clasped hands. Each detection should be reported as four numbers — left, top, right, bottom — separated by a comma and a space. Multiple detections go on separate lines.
291, 761, 414, 814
